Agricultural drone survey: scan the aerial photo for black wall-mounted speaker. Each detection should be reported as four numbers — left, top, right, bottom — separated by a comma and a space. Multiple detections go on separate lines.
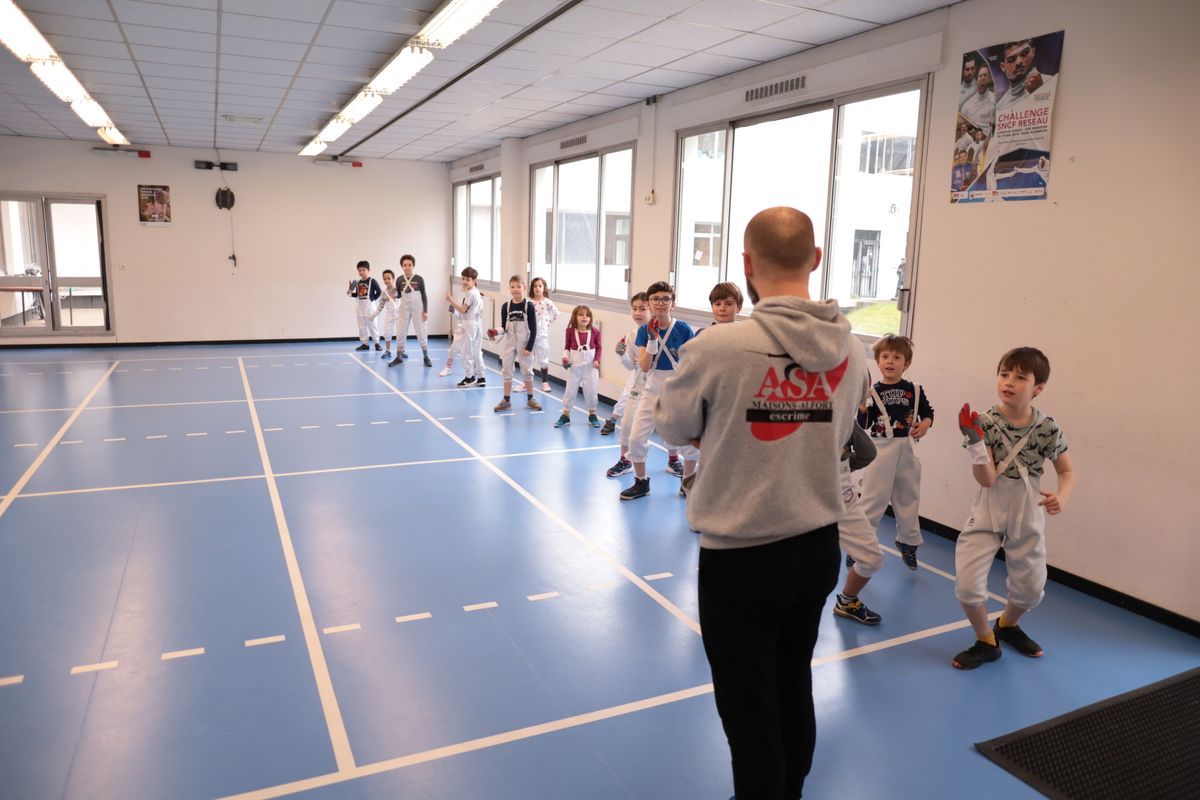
215, 188, 235, 209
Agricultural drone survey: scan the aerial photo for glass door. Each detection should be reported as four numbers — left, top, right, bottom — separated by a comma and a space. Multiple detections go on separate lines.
0, 199, 49, 331
46, 200, 109, 330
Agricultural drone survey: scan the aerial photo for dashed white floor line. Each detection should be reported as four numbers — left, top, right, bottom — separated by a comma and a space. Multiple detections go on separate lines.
300, 425, 320, 430
264, 427, 283, 432
141, 368, 155, 372
221, 366, 235, 369
186, 432, 207, 437
404, 419, 422, 423
437, 416, 454, 421
70, 660, 118, 675
527, 592, 560, 602
161, 647, 205, 661
370, 421, 389, 425
469, 414, 486, 419
643, 572, 673, 582
226, 429, 246, 434
0, 675, 24, 687
195, 367, 208, 370
60, 440, 82, 445
244, 635, 286, 648
13, 442, 38, 448
463, 602, 498, 612
394, 612, 432, 624
103, 437, 126, 443
322, 624, 362, 635
145, 434, 168, 440
335, 423, 354, 428
169, 367, 183, 371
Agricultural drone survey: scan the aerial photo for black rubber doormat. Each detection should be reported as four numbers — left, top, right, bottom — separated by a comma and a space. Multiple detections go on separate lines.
974, 667, 1200, 799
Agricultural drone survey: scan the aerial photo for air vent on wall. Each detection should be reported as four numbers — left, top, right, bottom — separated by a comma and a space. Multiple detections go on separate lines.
745, 76, 805, 103
560, 134, 587, 150
468, 163, 485, 173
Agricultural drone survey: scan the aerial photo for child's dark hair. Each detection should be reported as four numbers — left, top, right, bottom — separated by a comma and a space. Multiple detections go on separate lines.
509, 273, 526, 285
998, 347, 1050, 384
356, 260, 370, 270
645, 281, 674, 301
461, 267, 478, 280
708, 282, 744, 310
530, 277, 549, 297
630, 291, 647, 306
400, 254, 415, 267
569, 305, 593, 330
382, 269, 394, 280
872, 334, 914, 363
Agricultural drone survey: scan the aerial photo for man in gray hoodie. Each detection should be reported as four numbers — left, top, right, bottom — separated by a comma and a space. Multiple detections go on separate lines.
656, 207, 868, 800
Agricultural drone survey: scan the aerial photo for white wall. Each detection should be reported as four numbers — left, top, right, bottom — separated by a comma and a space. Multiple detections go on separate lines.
454, 0, 1200, 620
0, 138, 451, 343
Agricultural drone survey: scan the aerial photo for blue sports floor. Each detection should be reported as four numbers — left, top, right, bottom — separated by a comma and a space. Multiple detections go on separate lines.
0, 341, 1196, 800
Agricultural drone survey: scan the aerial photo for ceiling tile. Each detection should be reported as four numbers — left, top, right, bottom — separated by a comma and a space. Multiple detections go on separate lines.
585, 0, 696, 14
220, 35, 311, 61
488, 49, 577, 73
222, 54, 303, 77
665, 51, 759, 77
707, 33, 812, 62
533, 73, 613, 92
131, 44, 216, 67
221, 13, 318, 44
675, 0, 799, 32
561, 59, 648, 81
487, 0, 575, 26
121, 22, 217, 50
323, 0, 425, 33
60, 53, 139, 75
306, 46, 391, 69
43, 35, 130, 60
595, 40, 696, 68
220, 69, 294, 89
312, 25, 406, 52
818, 0, 949, 24
222, 0, 331, 23
507, 85, 584, 103
759, 9, 876, 43
24, 12, 122, 41
19, 0, 114, 20
511, 29, 615, 59
111, 0, 217, 32
546, 6, 657, 38
626, 66, 711, 89
632, 19, 741, 50
457, 20, 524, 46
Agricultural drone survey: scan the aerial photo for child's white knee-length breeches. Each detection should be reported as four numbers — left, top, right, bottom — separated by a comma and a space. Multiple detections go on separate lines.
462, 321, 483, 378
954, 475, 1046, 609
446, 324, 466, 364
627, 372, 698, 463
561, 362, 598, 415
355, 298, 379, 342
839, 464, 884, 578
375, 300, 397, 343
859, 437, 923, 546
500, 339, 534, 382
532, 334, 550, 371
397, 293, 427, 352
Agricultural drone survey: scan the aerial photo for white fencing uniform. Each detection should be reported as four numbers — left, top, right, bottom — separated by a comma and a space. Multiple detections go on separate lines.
461, 288, 484, 379
561, 328, 599, 414
839, 461, 884, 578
612, 326, 640, 424
859, 381, 927, 547
349, 278, 381, 344
445, 310, 466, 367
371, 286, 398, 346
628, 322, 698, 463
531, 298, 559, 372
954, 408, 1063, 610
499, 299, 536, 383
396, 273, 428, 355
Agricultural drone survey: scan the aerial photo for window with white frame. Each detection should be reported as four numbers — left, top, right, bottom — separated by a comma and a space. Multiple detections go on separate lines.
452, 175, 500, 283
673, 84, 923, 338
530, 145, 633, 301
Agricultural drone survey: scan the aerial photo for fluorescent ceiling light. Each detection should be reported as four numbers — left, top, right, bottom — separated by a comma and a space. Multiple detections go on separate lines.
0, 0, 55, 61
416, 0, 506, 49
338, 91, 385, 124
30, 59, 89, 102
367, 46, 434, 95
299, 140, 328, 157
71, 98, 113, 128
318, 118, 352, 143
97, 127, 129, 145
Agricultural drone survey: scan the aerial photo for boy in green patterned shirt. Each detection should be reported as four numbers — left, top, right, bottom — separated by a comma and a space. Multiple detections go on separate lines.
952, 347, 1077, 669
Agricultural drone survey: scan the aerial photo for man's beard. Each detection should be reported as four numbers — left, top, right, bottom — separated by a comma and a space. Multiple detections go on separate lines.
746, 276, 760, 306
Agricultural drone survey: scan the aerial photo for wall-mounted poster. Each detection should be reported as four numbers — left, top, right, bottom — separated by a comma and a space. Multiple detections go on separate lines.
138, 184, 171, 224
951, 30, 1064, 204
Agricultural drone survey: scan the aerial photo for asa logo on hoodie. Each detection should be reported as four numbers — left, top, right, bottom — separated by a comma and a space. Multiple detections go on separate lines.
746, 358, 848, 441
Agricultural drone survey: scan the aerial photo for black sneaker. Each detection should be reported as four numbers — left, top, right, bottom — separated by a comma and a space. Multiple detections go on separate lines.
667, 458, 683, 478
374, 342, 382, 351
474, 377, 486, 387
896, 541, 919, 571
599, 418, 616, 435
993, 621, 1043, 657
457, 376, 476, 387
619, 477, 650, 500
606, 457, 632, 477
833, 596, 881, 625
387, 356, 402, 367
423, 355, 433, 367
381, 350, 391, 360
952, 639, 1002, 670
355, 343, 369, 351
846, 553, 856, 570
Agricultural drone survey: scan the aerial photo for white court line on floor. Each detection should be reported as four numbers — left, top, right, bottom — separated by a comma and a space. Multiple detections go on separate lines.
0, 406, 75, 415
169, 367, 183, 371
487, 444, 619, 460
812, 611, 1005, 667
527, 592, 560, 602
322, 624, 361, 635
275, 456, 475, 480
0, 347, 451, 368
300, 425, 319, 430
879, 544, 1007, 605
335, 423, 354, 427
463, 602, 498, 612
70, 661, 118, 675
238, 357, 355, 773
370, 421, 388, 425
0, 362, 119, 521
403, 419, 421, 423
353, 358, 703, 638
13, 442, 38, 448
245, 635, 286, 648
394, 612, 432, 624
60, 440, 81, 445
17, 474, 265, 499
161, 647, 205, 661
643, 572, 673, 581
186, 432, 207, 437
145, 434, 168, 440
87, 399, 246, 411
264, 427, 283, 432
226, 429, 246, 434
0, 674, 24, 687
103, 437, 126, 442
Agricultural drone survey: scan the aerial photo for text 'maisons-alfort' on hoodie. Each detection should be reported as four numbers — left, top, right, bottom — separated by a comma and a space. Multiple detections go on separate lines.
655, 295, 868, 550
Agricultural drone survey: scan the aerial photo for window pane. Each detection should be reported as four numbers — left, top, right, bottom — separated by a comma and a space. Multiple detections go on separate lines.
48, 202, 106, 328
676, 129, 726, 311
0, 199, 47, 330
727, 109, 834, 309
530, 165, 553, 284
555, 156, 599, 295
453, 184, 467, 272
492, 177, 503, 281
469, 179, 493, 282
599, 148, 632, 300
828, 90, 919, 336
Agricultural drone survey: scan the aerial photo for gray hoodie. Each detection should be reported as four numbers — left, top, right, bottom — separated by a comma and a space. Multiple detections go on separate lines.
655, 296, 868, 550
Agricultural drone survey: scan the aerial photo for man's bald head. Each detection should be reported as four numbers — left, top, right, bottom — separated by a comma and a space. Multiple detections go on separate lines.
743, 207, 817, 278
